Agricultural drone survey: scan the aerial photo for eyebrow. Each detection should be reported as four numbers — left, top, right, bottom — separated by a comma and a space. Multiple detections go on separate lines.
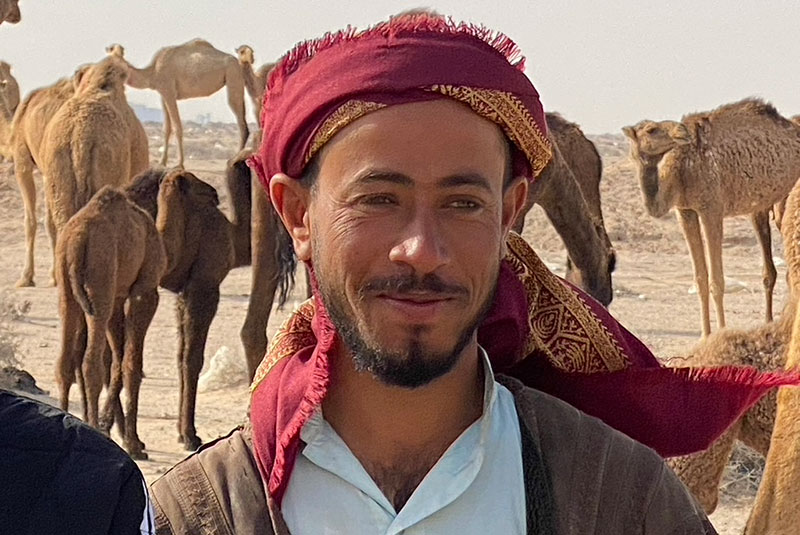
353, 170, 493, 192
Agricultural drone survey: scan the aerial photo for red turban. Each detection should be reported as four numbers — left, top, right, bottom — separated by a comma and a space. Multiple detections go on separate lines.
248, 14, 552, 187
246, 14, 800, 505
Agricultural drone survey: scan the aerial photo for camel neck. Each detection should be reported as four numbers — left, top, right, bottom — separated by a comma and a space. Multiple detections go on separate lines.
636, 155, 673, 218
125, 62, 155, 90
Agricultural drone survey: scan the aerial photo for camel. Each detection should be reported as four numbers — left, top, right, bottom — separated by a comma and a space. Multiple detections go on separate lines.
514, 113, 616, 306
235, 45, 274, 127
623, 98, 800, 337
107, 39, 249, 168
10, 71, 81, 287
125, 167, 249, 451
0, 60, 19, 160
39, 56, 149, 283
664, 300, 791, 513
55, 186, 165, 460
746, 176, 800, 534
0, 0, 19, 25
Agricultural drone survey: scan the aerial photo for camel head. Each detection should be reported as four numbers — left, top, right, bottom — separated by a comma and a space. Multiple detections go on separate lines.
74, 57, 129, 98
105, 43, 126, 59
0, 0, 20, 25
622, 120, 692, 161
236, 45, 255, 65
0, 61, 10, 78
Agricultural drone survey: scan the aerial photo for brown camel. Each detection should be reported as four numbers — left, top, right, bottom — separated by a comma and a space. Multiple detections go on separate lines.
125, 168, 248, 451
514, 114, 616, 306
623, 99, 800, 337
746, 175, 800, 534
39, 57, 149, 283
665, 300, 790, 513
107, 39, 249, 168
235, 45, 274, 126
0, 60, 19, 160
55, 186, 165, 459
0, 0, 19, 25
10, 71, 80, 287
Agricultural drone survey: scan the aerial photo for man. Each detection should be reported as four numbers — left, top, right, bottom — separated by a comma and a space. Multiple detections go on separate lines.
0, 389, 155, 534
151, 13, 797, 534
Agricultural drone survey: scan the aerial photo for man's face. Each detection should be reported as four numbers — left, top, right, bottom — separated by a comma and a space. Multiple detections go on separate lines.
281, 100, 526, 387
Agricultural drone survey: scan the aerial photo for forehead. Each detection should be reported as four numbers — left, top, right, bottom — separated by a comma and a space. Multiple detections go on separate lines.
314, 99, 509, 183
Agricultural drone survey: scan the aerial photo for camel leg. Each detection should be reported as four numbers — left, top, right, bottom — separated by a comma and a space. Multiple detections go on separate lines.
100, 299, 126, 435
161, 94, 184, 168
83, 313, 110, 428
676, 209, 711, 336
159, 98, 172, 167
241, 184, 280, 379
666, 420, 741, 514
700, 211, 726, 330
751, 210, 776, 323
44, 203, 57, 287
13, 147, 36, 287
123, 290, 159, 460
224, 74, 250, 150
178, 283, 220, 451
56, 291, 86, 414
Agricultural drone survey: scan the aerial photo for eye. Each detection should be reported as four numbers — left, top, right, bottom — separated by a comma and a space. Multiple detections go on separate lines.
448, 199, 481, 210
359, 194, 396, 206
645, 125, 657, 134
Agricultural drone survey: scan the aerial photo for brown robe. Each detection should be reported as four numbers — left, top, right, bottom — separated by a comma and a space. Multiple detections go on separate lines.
150, 376, 716, 534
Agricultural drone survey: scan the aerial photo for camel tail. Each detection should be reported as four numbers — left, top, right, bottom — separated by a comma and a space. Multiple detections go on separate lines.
67, 232, 96, 317
272, 207, 297, 308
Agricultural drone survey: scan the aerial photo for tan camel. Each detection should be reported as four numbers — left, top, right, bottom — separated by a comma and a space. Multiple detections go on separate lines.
55, 186, 165, 460
514, 113, 616, 305
0, 0, 19, 25
746, 176, 800, 533
665, 300, 791, 513
0, 60, 19, 160
623, 99, 800, 337
39, 56, 148, 282
10, 72, 79, 287
125, 168, 246, 450
235, 45, 274, 126
107, 39, 249, 168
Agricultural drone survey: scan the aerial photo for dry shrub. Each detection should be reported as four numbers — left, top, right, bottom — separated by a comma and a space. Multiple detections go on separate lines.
719, 442, 765, 505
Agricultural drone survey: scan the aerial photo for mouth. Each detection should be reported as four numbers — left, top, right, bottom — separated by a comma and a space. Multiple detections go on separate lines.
376, 293, 457, 321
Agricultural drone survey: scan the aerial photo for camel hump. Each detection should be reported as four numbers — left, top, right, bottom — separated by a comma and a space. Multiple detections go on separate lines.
91, 186, 128, 207
186, 38, 215, 49
545, 112, 582, 135
685, 98, 787, 125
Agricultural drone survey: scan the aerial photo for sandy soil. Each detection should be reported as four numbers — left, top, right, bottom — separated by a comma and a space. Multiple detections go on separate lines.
0, 123, 786, 534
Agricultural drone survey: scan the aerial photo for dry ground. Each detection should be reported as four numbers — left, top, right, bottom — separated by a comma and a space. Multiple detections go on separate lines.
0, 123, 787, 534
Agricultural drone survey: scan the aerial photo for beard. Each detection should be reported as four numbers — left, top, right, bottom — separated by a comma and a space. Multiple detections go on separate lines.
314, 257, 499, 389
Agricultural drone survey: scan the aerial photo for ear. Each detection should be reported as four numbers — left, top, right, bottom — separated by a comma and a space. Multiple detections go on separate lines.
72, 64, 90, 91
668, 122, 692, 145
621, 126, 636, 140
270, 173, 312, 262
501, 176, 529, 244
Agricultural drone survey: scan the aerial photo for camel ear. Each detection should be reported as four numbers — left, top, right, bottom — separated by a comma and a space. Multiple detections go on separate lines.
621, 126, 636, 140
668, 123, 692, 145
72, 64, 90, 91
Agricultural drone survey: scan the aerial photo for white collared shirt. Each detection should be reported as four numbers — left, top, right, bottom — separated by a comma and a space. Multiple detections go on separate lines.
282, 347, 525, 534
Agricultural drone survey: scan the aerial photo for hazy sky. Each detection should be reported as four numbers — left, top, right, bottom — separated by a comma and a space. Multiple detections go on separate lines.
2, 1, 799, 133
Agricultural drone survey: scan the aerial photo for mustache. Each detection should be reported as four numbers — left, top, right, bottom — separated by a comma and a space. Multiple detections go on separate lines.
359, 274, 468, 298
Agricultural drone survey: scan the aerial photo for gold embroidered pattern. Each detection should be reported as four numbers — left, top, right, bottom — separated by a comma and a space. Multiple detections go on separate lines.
426, 85, 552, 178
250, 299, 317, 392
505, 232, 629, 373
306, 100, 387, 163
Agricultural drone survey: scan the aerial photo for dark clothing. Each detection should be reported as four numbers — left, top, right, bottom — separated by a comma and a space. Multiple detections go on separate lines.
0, 389, 152, 534
151, 377, 717, 535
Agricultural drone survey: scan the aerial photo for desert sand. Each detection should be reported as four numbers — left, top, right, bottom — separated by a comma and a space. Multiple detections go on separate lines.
0, 123, 784, 534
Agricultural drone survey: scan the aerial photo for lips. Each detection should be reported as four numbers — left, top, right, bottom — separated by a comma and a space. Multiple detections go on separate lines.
376, 293, 456, 322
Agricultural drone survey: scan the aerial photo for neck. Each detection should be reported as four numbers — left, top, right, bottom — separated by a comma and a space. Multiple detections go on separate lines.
125, 61, 155, 90
322, 338, 484, 506
636, 154, 674, 218
155, 203, 185, 275
240, 61, 259, 101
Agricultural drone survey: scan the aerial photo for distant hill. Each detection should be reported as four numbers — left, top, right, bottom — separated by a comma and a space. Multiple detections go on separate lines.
130, 103, 163, 123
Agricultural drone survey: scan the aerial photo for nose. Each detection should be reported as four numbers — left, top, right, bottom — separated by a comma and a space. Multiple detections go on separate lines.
388, 210, 450, 274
